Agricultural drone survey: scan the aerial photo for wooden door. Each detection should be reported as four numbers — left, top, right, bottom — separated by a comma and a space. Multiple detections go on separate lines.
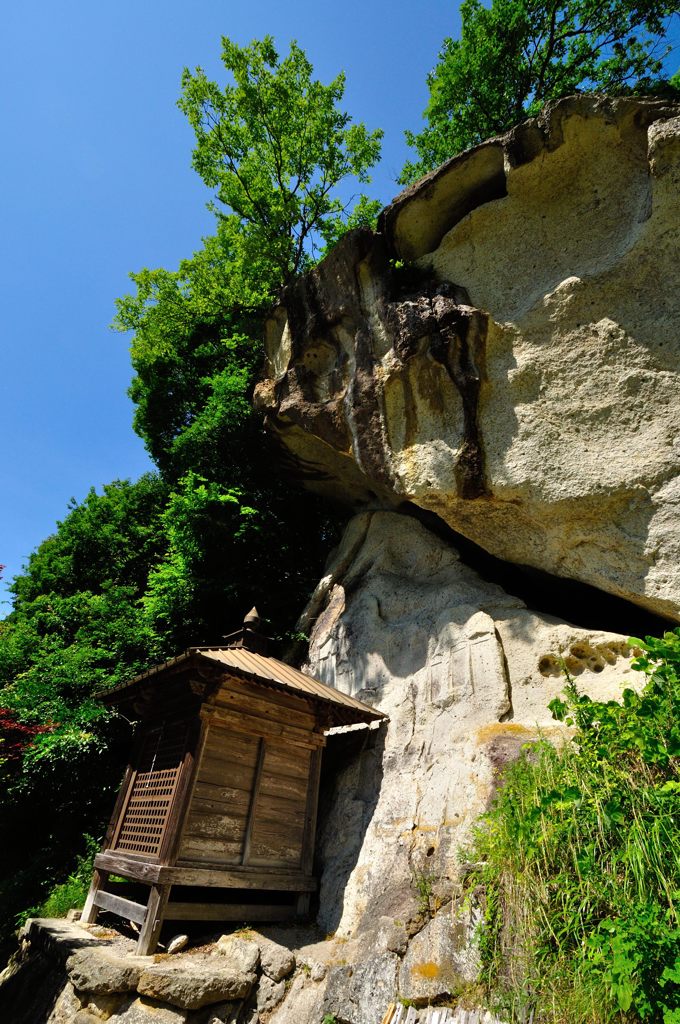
112, 719, 190, 859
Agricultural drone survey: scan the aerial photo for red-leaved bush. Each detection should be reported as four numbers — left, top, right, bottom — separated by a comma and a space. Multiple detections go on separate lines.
0, 708, 52, 768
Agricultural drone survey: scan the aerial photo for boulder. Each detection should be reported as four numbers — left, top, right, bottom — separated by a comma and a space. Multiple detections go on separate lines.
199, 1001, 242, 1024
67, 949, 143, 995
322, 953, 400, 1024
268, 974, 326, 1024
213, 935, 260, 976
137, 960, 255, 1011
256, 975, 286, 1012
251, 935, 295, 981
256, 95, 680, 622
46, 983, 84, 1024
398, 908, 480, 1002
104, 996, 188, 1022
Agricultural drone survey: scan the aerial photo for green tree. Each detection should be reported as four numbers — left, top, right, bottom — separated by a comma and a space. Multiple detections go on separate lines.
114, 36, 383, 646
0, 475, 169, 745
178, 35, 383, 282
116, 37, 383, 474
401, 0, 680, 182
0, 476, 168, 956
0, 35, 380, 947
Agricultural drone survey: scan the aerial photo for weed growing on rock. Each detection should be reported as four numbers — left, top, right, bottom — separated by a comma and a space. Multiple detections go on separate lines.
466, 629, 680, 1023
17, 835, 99, 925
413, 871, 436, 918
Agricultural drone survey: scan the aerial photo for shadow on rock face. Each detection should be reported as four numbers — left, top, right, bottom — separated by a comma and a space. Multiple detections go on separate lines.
314, 726, 386, 936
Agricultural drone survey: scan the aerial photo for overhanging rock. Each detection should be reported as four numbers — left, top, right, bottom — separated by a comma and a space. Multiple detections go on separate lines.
255, 95, 680, 621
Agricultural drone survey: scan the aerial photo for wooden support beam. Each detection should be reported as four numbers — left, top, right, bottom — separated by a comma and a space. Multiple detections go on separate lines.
164, 902, 297, 922
295, 892, 311, 918
94, 853, 162, 884
81, 868, 108, 925
92, 889, 147, 926
93, 854, 316, 891
162, 865, 317, 890
136, 884, 170, 956
300, 745, 323, 876
201, 705, 323, 749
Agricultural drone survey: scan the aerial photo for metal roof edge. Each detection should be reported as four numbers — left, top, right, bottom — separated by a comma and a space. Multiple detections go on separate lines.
96, 647, 388, 725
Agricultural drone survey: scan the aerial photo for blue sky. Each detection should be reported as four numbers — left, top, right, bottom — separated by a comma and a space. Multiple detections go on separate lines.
1, 0, 458, 610
1, 1, 678, 611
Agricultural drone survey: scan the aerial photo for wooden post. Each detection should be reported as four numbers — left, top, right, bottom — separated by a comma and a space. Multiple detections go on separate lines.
158, 713, 205, 866
295, 892, 311, 917
296, 740, 323, 920
81, 868, 109, 924
136, 884, 171, 956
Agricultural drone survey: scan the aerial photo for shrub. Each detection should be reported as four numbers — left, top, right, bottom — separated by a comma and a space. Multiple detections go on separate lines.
18, 835, 99, 925
467, 630, 680, 1023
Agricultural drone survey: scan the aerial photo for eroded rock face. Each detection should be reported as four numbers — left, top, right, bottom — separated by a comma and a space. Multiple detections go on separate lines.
256, 95, 680, 620
301, 510, 643, 940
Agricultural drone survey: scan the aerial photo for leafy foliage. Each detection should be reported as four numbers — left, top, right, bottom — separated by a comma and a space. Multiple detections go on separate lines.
0, 475, 167, 724
401, 0, 680, 182
468, 631, 680, 1022
0, 478, 167, 953
0, 708, 51, 774
178, 35, 383, 282
17, 836, 100, 926
112, 36, 365, 650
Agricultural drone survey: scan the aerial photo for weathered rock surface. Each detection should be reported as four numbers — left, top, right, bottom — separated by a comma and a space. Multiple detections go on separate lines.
67, 948, 144, 994
398, 908, 480, 1003
213, 935, 260, 976
104, 996, 189, 1023
302, 510, 642, 939
250, 935, 295, 982
322, 953, 400, 1024
137, 959, 255, 1010
267, 973, 326, 1024
255, 975, 286, 1012
256, 95, 680, 620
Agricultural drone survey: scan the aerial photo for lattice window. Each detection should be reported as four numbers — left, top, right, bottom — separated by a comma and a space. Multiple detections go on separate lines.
113, 720, 189, 858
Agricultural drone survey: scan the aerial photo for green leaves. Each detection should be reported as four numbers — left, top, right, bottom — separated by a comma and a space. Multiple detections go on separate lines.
468, 628, 680, 1021
401, 0, 680, 182
142, 472, 261, 649
178, 36, 382, 282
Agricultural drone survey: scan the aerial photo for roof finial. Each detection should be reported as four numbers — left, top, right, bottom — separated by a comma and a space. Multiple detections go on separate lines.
243, 606, 261, 630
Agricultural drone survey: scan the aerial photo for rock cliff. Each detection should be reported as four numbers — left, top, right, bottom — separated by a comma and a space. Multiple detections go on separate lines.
255, 94, 680, 621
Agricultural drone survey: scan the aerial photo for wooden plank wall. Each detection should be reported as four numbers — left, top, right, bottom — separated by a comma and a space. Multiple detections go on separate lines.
176, 675, 324, 871
177, 726, 258, 865
248, 742, 310, 867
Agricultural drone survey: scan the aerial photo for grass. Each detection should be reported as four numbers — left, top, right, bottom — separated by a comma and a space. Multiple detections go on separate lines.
17, 835, 98, 925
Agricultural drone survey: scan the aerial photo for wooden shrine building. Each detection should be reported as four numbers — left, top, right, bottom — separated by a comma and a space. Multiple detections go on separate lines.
82, 610, 386, 954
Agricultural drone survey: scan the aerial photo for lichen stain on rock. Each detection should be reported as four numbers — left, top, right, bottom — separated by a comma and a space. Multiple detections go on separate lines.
411, 961, 442, 980
475, 722, 535, 745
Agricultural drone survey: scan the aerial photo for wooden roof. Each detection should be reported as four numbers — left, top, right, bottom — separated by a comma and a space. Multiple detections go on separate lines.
100, 646, 387, 728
